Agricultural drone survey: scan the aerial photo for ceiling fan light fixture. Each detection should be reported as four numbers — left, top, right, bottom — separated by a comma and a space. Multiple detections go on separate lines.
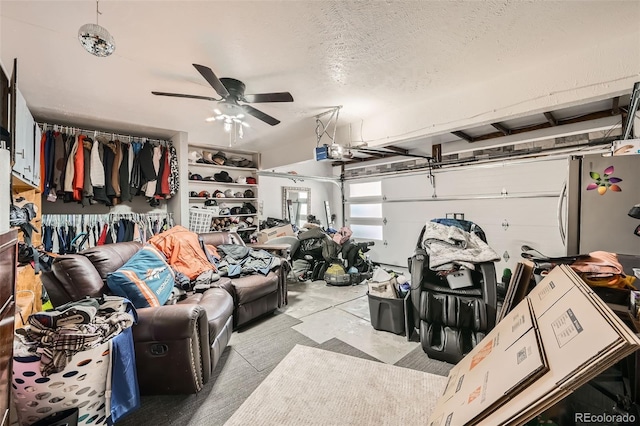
214, 109, 222, 115
205, 117, 216, 122
78, 1, 115, 57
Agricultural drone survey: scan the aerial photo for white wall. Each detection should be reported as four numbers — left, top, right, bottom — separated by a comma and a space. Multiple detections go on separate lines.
259, 160, 340, 229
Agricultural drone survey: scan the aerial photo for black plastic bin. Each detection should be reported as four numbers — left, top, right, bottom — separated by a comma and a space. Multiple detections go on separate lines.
368, 291, 410, 335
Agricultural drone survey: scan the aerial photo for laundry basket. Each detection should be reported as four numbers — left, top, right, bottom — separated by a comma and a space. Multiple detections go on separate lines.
12, 340, 112, 426
189, 207, 215, 233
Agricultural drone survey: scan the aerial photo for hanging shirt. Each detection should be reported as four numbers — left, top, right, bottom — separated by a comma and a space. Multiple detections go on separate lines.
64, 135, 79, 193
144, 146, 162, 198
73, 134, 85, 201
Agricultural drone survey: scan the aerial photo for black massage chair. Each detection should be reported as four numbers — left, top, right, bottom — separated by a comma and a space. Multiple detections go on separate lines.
408, 219, 498, 364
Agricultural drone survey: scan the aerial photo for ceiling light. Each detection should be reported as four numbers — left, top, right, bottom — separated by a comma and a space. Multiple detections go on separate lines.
78, 1, 115, 57
205, 117, 216, 122
214, 109, 222, 115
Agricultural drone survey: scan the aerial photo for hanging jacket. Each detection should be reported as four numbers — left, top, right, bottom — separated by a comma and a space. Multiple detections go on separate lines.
102, 141, 116, 205
64, 135, 79, 193
45, 131, 56, 197
168, 144, 179, 197
52, 132, 67, 192
112, 140, 123, 198
159, 147, 171, 197
39, 131, 47, 193
144, 146, 161, 198
119, 143, 131, 202
138, 142, 157, 183
55, 133, 72, 195
72, 135, 85, 201
82, 138, 93, 204
90, 138, 105, 187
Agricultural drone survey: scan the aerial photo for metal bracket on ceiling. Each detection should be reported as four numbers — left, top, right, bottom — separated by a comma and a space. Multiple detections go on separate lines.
315, 106, 342, 147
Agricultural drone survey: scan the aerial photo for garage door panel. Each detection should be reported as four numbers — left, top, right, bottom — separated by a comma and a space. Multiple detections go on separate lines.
377, 197, 564, 271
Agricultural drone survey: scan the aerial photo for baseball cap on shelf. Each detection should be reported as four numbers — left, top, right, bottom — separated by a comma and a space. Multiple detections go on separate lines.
236, 176, 247, 185
219, 207, 231, 216
204, 199, 218, 206
234, 191, 244, 198
213, 190, 225, 198
244, 216, 254, 225
224, 189, 234, 198
189, 173, 203, 181
246, 177, 257, 184
230, 207, 243, 215
243, 189, 255, 198
189, 191, 199, 197
197, 190, 210, 198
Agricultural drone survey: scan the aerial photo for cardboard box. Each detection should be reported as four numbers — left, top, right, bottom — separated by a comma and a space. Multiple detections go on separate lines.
429, 265, 640, 426
430, 299, 547, 426
256, 224, 294, 244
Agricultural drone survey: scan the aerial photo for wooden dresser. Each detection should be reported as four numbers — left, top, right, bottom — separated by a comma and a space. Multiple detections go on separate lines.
0, 230, 17, 426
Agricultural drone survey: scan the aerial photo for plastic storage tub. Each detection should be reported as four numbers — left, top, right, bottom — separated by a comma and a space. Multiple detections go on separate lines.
367, 291, 410, 335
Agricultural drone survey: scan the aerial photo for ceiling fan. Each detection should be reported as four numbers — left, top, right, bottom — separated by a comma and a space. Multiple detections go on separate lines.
152, 64, 294, 126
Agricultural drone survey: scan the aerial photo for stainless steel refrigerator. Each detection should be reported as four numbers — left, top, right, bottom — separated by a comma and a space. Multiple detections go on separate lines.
565, 153, 640, 255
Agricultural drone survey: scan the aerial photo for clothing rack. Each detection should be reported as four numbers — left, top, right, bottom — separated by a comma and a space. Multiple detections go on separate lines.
41, 212, 174, 253
36, 121, 172, 146
42, 212, 174, 227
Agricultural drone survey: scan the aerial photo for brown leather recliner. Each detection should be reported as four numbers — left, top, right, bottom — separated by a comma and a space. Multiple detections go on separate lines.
40, 241, 234, 395
199, 231, 289, 329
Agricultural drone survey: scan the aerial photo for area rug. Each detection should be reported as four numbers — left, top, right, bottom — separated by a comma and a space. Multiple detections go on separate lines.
224, 345, 448, 425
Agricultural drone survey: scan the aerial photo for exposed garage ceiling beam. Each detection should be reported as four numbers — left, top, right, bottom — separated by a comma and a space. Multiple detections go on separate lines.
451, 131, 474, 142
612, 96, 620, 115
491, 122, 511, 136
468, 107, 619, 143
544, 112, 558, 126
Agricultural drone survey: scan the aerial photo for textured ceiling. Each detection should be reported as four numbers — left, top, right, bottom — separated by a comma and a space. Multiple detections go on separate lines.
1, 1, 639, 161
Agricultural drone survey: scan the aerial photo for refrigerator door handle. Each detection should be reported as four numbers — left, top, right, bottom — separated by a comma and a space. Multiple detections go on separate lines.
557, 180, 567, 246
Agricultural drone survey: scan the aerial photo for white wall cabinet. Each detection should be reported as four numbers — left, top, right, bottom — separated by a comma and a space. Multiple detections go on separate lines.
12, 88, 38, 187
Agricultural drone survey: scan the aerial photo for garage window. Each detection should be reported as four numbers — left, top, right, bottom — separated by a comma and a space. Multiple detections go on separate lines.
349, 181, 381, 198
346, 180, 383, 241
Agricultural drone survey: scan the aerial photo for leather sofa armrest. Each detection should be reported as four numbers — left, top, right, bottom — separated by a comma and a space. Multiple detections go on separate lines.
409, 248, 427, 330
133, 303, 212, 392
212, 277, 234, 299
134, 304, 207, 342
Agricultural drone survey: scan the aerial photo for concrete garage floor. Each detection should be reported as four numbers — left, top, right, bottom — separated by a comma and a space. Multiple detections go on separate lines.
275, 279, 419, 365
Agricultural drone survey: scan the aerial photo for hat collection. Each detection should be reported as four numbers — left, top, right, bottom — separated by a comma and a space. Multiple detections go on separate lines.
188, 148, 258, 236
187, 149, 256, 169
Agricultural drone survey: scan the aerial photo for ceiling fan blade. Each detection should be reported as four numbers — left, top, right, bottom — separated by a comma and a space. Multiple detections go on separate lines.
243, 92, 294, 103
151, 91, 220, 102
242, 105, 281, 126
193, 64, 230, 98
